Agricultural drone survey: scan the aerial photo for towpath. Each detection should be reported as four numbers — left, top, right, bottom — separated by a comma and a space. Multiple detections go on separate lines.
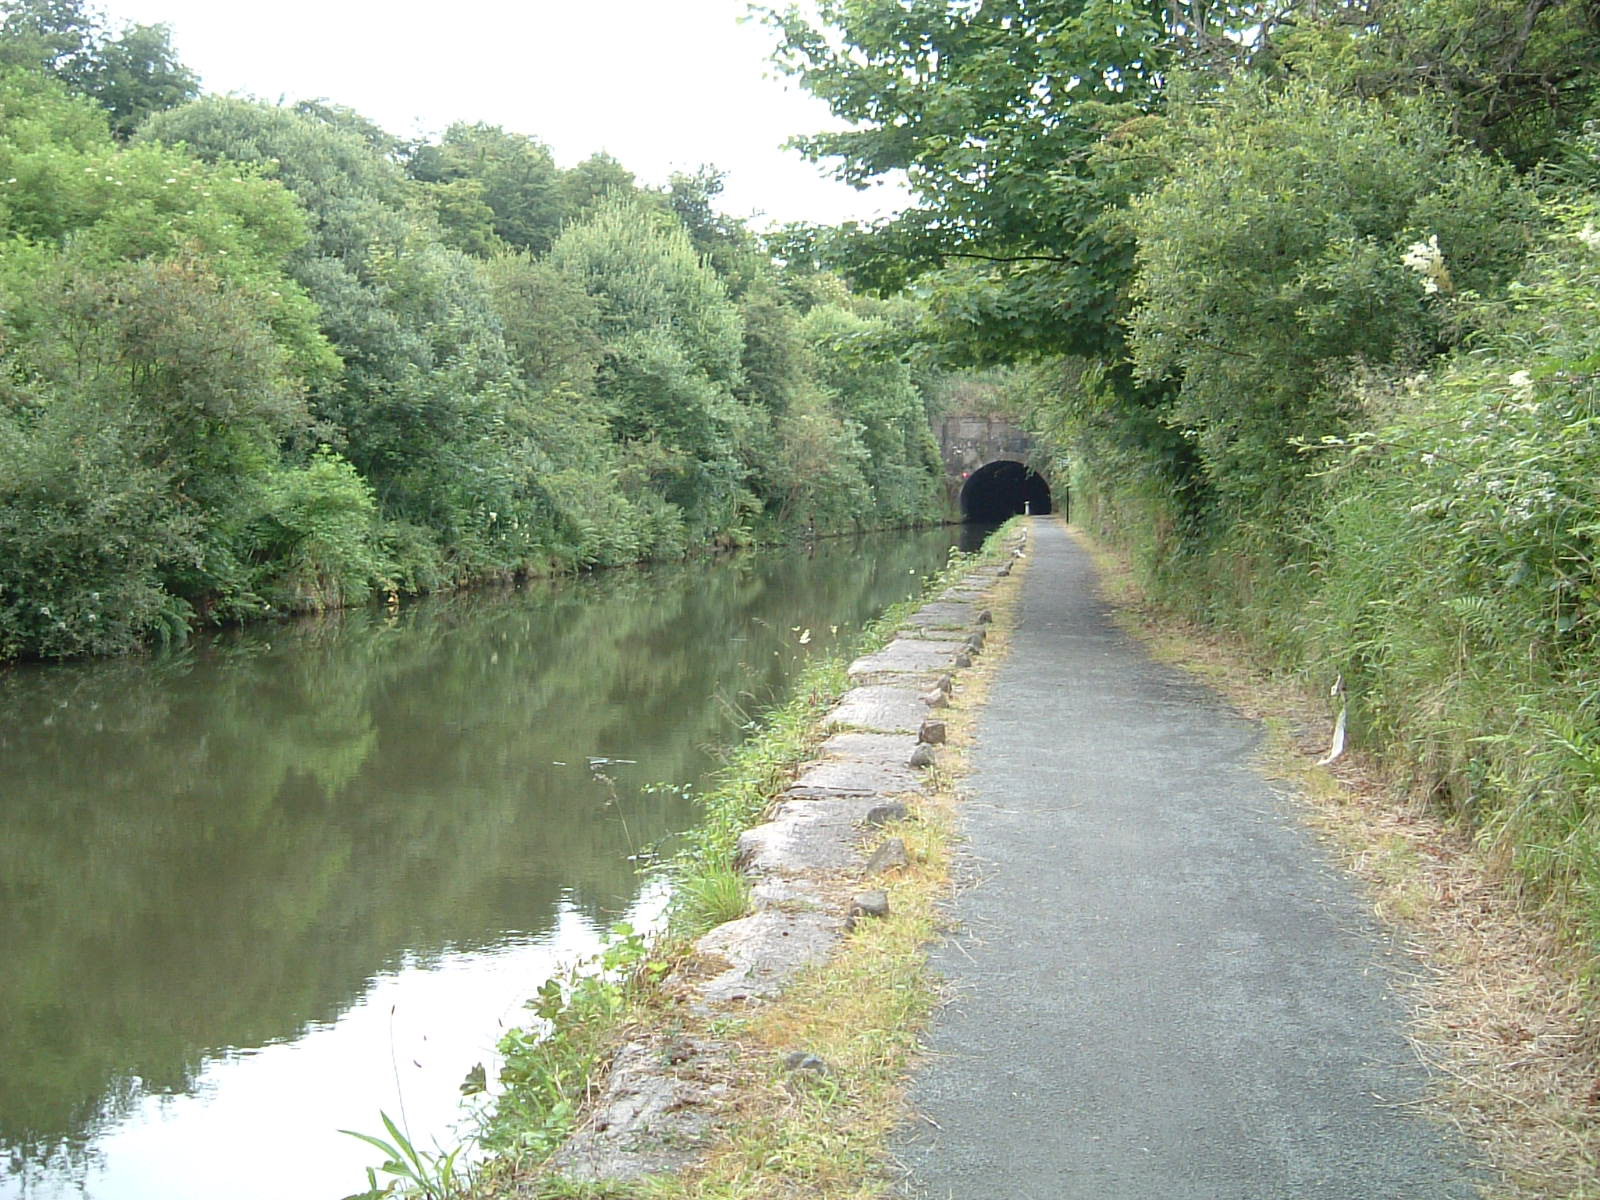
894, 518, 1479, 1199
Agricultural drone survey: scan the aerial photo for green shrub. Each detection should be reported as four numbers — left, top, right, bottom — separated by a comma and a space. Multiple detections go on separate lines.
249, 449, 391, 612
1125, 79, 1533, 521
0, 394, 194, 658
1294, 203, 1600, 939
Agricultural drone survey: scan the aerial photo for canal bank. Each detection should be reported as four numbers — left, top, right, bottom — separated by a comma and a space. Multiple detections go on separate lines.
477, 524, 1027, 1197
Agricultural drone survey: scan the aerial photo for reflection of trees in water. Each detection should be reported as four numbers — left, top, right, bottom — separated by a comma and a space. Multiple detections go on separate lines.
0, 527, 960, 1159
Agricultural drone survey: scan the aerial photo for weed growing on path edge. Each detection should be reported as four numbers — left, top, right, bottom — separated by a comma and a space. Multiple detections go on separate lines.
1069, 523, 1600, 1200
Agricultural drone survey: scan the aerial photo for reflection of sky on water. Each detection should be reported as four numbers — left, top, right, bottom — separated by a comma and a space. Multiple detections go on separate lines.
0, 527, 966, 1199
6, 886, 670, 1200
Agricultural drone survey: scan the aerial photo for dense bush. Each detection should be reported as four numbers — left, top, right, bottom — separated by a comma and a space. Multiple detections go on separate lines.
1289, 206, 1600, 931
0, 59, 950, 660
1124, 81, 1533, 516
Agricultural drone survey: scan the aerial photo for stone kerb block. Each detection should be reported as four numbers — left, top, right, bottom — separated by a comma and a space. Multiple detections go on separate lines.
847, 638, 965, 682
751, 875, 827, 912
826, 686, 928, 734
905, 601, 979, 632
737, 798, 876, 876
545, 1037, 730, 1182
789, 758, 921, 798
692, 909, 843, 1005
818, 731, 921, 766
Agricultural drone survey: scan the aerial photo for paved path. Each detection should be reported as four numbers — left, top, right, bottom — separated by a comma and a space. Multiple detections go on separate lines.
895, 519, 1479, 1199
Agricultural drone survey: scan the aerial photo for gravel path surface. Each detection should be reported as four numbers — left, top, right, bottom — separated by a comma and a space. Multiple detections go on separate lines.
894, 519, 1480, 1199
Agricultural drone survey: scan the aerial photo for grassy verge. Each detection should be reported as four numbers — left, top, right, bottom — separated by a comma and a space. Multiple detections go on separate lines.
416, 523, 1025, 1200
610, 532, 1024, 1200
1069, 522, 1600, 1200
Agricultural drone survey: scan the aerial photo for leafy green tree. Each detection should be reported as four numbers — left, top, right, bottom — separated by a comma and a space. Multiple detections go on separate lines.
760, 0, 1196, 360
0, 0, 196, 136
406, 121, 565, 254
412, 174, 499, 256
1272, 0, 1600, 168
139, 97, 564, 582
138, 95, 407, 223
0, 0, 103, 84
799, 300, 942, 525
479, 249, 605, 404
75, 18, 196, 136
556, 151, 637, 221
0, 249, 321, 653
0, 69, 382, 654
249, 447, 389, 611
735, 276, 807, 415
668, 165, 769, 294
549, 197, 751, 541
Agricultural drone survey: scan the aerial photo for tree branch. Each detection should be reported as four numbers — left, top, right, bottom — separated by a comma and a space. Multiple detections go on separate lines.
1498, 0, 1558, 76
941, 250, 1074, 264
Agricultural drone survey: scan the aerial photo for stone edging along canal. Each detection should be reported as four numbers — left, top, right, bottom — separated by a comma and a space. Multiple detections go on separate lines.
529, 523, 1030, 1187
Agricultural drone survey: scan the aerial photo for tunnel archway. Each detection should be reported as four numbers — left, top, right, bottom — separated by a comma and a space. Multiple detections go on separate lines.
959, 460, 1054, 522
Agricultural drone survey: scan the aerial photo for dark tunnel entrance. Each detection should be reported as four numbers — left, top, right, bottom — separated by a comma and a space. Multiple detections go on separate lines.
959, 460, 1054, 522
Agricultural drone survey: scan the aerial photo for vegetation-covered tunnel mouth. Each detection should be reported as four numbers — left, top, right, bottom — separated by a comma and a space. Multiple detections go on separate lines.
960, 460, 1053, 522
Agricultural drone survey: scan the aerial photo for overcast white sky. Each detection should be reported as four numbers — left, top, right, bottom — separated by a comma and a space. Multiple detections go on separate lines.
88, 0, 909, 228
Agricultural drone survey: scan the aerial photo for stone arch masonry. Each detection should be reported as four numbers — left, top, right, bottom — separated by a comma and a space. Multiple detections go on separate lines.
938, 412, 1034, 493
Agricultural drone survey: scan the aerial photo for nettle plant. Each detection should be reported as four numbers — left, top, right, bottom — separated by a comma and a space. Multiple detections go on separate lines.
1359, 204, 1600, 660
1300, 204, 1600, 924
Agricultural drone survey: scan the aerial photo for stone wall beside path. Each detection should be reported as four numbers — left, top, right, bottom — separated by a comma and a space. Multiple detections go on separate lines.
535, 525, 1027, 1188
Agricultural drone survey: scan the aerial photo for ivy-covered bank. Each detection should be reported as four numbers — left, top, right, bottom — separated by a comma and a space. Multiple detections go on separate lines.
0, 1, 953, 663
343, 525, 1019, 1200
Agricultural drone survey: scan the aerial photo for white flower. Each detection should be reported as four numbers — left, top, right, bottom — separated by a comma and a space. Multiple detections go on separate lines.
1401, 235, 1439, 271
1401, 234, 1453, 295
1576, 224, 1600, 252
1509, 369, 1534, 396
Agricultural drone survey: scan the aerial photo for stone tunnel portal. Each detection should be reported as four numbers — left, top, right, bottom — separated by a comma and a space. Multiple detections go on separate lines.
960, 460, 1054, 522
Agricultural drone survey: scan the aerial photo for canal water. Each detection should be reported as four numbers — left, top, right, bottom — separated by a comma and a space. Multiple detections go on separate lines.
0, 526, 979, 1200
